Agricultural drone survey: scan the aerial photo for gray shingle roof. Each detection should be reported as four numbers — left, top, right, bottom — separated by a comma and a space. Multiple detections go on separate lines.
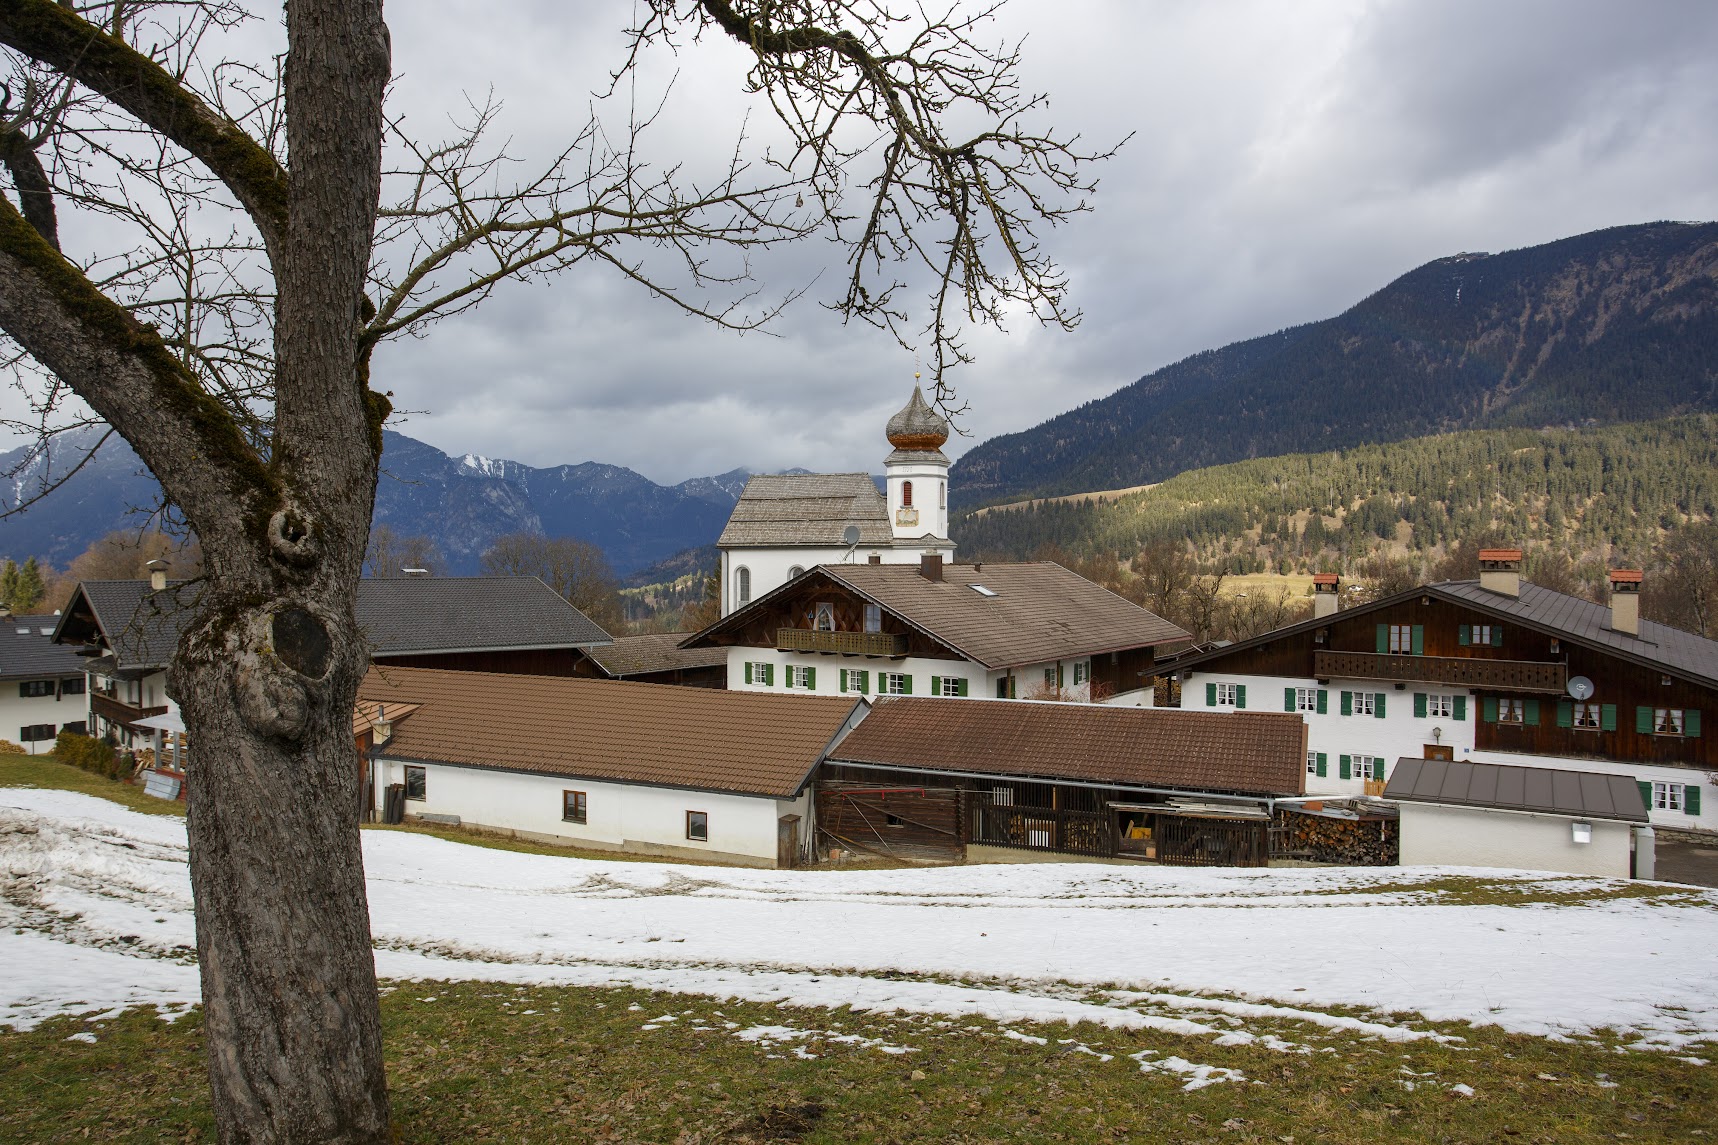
0, 614, 88, 681
717, 473, 894, 548
585, 632, 727, 678
53, 577, 613, 671
1384, 757, 1649, 823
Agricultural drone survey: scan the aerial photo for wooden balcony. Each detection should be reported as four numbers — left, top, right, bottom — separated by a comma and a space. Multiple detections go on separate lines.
1314, 650, 1567, 694
91, 692, 170, 728
776, 627, 907, 657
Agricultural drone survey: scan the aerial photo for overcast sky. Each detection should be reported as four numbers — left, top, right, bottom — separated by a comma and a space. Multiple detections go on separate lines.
20, 1, 1718, 488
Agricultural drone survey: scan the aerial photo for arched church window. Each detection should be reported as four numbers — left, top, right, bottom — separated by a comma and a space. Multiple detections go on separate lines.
902, 481, 914, 508
788, 565, 804, 579
736, 566, 752, 604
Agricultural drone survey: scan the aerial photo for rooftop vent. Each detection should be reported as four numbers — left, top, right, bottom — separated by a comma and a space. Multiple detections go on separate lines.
919, 553, 944, 583
1477, 548, 1522, 598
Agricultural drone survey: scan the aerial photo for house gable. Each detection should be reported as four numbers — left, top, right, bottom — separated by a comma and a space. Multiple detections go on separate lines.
688, 568, 970, 663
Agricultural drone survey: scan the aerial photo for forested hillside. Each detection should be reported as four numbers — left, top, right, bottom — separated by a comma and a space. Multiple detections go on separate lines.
954, 417, 1718, 577
952, 221, 1718, 506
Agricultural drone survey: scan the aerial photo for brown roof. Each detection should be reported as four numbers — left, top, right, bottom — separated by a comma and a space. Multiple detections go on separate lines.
815, 562, 1190, 669
1478, 548, 1523, 562
586, 632, 727, 678
827, 697, 1306, 797
358, 666, 860, 799
1311, 573, 1340, 586
352, 700, 420, 738
1384, 757, 1648, 823
1608, 569, 1644, 584
717, 473, 894, 548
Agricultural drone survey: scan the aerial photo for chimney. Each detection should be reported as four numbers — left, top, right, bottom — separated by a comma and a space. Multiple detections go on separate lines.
1608, 569, 1642, 636
1312, 573, 1340, 619
145, 558, 169, 592
1477, 548, 1522, 598
919, 553, 944, 582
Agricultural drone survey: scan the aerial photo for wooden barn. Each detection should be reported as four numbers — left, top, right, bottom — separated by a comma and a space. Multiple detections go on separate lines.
818, 697, 1307, 866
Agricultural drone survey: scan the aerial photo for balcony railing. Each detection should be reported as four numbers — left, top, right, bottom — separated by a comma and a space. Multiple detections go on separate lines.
776, 627, 907, 657
91, 692, 170, 728
1314, 650, 1567, 694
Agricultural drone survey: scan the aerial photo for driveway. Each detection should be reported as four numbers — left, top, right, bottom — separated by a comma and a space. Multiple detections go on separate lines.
1657, 835, 1718, 888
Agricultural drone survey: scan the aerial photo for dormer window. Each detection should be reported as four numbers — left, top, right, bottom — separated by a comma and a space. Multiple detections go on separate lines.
901, 481, 914, 508
969, 584, 997, 598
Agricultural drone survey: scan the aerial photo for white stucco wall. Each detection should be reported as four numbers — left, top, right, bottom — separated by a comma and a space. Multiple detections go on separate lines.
373, 757, 809, 867
1399, 802, 1635, 878
719, 546, 957, 618
884, 456, 951, 543
725, 647, 1095, 703
0, 679, 90, 751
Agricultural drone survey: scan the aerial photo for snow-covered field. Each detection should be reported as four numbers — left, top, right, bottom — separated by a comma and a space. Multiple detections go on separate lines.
6, 788, 1718, 1052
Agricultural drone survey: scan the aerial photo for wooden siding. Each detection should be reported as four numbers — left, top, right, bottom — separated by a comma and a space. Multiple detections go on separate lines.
376, 648, 588, 677
1088, 646, 1157, 697
706, 577, 967, 662
816, 775, 964, 863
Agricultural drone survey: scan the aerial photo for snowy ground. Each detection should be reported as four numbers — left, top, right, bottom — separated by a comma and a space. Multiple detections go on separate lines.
6, 788, 1718, 1053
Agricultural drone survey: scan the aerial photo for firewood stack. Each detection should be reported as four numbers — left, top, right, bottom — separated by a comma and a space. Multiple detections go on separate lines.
1271, 807, 1399, 866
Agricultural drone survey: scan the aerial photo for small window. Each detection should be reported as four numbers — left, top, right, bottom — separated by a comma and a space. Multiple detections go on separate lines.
881, 672, 911, 695
18, 680, 54, 698
1469, 624, 1494, 646
1215, 682, 1239, 706
20, 723, 55, 742
1652, 782, 1685, 812
1387, 625, 1413, 655
863, 603, 882, 633
1295, 687, 1320, 713
1306, 752, 1319, 775
902, 481, 914, 508
743, 661, 774, 687
1426, 695, 1453, 719
787, 665, 813, 689
1654, 708, 1686, 736
1353, 692, 1377, 717
788, 565, 804, 580
1073, 661, 1089, 686
60, 720, 87, 736
1496, 698, 1525, 724
814, 602, 835, 631
938, 676, 964, 697
1353, 755, 1384, 781
1574, 702, 1602, 729
563, 790, 588, 823
60, 677, 86, 696
686, 810, 709, 841
404, 765, 427, 801
969, 584, 998, 598
736, 566, 752, 604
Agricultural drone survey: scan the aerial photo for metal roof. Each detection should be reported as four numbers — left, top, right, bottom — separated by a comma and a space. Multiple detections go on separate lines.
53, 576, 613, 671
717, 473, 895, 548
1383, 757, 1649, 823
0, 613, 87, 681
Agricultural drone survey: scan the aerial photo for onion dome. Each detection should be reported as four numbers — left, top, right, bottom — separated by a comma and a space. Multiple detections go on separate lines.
885, 384, 950, 450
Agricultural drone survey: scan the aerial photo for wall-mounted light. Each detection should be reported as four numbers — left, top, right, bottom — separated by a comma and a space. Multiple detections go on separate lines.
1572, 821, 1592, 845
1432, 726, 1443, 744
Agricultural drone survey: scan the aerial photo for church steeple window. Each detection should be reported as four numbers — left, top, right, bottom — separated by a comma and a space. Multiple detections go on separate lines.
902, 481, 914, 508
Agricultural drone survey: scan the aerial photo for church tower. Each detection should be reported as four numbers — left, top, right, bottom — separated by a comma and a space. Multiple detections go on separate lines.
883, 382, 954, 548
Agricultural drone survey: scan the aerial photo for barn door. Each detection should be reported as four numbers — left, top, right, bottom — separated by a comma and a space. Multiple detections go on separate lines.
777, 815, 801, 869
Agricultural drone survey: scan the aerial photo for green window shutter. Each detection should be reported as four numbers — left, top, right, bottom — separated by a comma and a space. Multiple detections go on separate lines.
1375, 624, 1389, 654
1206, 682, 1217, 707
1236, 684, 1247, 709
839, 669, 849, 693
805, 667, 816, 691
1341, 690, 1352, 716
1057, 663, 1065, 688
1601, 704, 1617, 732
1285, 687, 1297, 712
901, 674, 912, 695
1316, 689, 1328, 715
1483, 696, 1498, 723
1374, 693, 1386, 719
1556, 701, 1573, 728
931, 675, 942, 696
1316, 753, 1327, 777
1453, 695, 1466, 721
858, 670, 870, 694
956, 678, 969, 697
1637, 780, 1653, 813
744, 662, 753, 685
1414, 693, 1427, 718
763, 664, 775, 686
1458, 624, 1470, 646
996, 677, 1009, 699
1411, 625, 1424, 655
1686, 785, 1702, 816
1686, 710, 1701, 738
1636, 706, 1653, 734
1490, 626, 1504, 648
1523, 698, 1539, 726
786, 666, 796, 689
1339, 755, 1351, 780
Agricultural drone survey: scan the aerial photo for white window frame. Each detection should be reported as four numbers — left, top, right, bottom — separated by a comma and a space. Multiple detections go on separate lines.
788, 665, 813, 689
1295, 687, 1319, 713
1215, 682, 1239, 706
1353, 692, 1376, 717
1574, 701, 1602, 730
1652, 781, 1685, 812
881, 672, 910, 695
1427, 694, 1453, 719
735, 565, 752, 604
1353, 755, 1382, 781
1497, 698, 1524, 724
1073, 661, 1089, 686
938, 676, 963, 697
1305, 752, 1318, 775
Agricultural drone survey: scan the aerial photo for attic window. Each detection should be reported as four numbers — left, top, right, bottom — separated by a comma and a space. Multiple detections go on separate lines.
968, 584, 998, 598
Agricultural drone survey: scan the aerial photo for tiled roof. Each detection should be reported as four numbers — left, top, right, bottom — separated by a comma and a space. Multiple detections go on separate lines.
1384, 757, 1648, 823
717, 473, 894, 548
0, 614, 87, 681
53, 576, 613, 671
359, 666, 861, 799
822, 562, 1190, 669
585, 632, 727, 678
828, 696, 1306, 797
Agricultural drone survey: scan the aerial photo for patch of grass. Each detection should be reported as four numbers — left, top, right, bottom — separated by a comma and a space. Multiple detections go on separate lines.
1325, 875, 1716, 910
2, 985, 1712, 1143
362, 820, 732, 866
0, 752, 183, 817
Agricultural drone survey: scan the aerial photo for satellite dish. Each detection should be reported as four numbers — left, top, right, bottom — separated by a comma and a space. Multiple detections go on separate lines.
842, 525, 861, 545
1567, 676, 1594, 700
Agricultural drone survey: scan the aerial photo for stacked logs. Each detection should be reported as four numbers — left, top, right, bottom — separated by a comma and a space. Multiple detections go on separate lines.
1272, 807, 1399, 866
